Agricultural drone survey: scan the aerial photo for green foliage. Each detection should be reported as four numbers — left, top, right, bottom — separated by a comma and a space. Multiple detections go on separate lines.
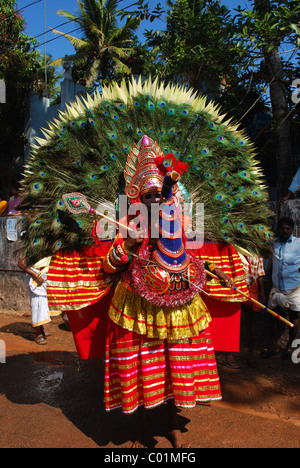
136, 0, 248, 91
51, 0, 141, 88
233, 0, 300, 56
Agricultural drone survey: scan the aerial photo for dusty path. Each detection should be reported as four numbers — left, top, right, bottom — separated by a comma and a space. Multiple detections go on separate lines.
0, 311, 299, 449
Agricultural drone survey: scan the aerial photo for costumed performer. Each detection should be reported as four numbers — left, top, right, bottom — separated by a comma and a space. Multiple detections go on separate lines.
102, 136, 235, 448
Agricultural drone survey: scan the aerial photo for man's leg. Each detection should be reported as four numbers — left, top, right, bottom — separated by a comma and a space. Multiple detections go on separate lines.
167, 399, 191, 449
284, 310, 300, 355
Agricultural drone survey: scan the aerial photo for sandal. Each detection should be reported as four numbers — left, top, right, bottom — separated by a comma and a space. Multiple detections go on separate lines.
35, 335, 47, 345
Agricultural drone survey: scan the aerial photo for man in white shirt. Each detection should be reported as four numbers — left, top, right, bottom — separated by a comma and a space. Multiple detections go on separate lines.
261, 217, 300, 359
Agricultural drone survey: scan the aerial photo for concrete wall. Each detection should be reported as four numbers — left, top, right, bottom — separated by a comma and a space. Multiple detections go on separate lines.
0, 216, 30, 314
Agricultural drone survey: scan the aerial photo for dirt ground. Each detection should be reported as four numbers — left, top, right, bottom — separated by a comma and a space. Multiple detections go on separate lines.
0, 309, 299, 449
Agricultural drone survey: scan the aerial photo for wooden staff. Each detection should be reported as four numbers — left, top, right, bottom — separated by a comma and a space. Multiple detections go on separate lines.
205, 269, 294, 328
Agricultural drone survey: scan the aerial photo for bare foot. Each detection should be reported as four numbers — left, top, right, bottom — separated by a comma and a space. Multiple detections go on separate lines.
170, 429, 191, 448
167, 400, 191, 448
131, 407, 152, 448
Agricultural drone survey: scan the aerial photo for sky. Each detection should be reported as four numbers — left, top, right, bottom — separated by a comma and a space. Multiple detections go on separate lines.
16, 0, 253, 63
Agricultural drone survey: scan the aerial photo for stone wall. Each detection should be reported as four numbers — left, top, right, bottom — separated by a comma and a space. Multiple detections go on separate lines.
0, 216, 30, 314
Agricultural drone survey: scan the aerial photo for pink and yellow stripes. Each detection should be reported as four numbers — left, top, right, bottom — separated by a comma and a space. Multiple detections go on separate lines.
104, 320, 221, 414
46, 245, 115, 311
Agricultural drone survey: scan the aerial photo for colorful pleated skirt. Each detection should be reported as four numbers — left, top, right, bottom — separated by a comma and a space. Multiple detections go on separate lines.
104, 318, 222, 414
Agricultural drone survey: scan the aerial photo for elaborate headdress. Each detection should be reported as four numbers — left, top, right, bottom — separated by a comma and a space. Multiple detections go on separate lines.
124, 135, 164, 199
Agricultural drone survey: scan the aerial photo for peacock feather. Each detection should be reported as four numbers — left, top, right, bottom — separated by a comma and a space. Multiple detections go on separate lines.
19, 76, 273, 265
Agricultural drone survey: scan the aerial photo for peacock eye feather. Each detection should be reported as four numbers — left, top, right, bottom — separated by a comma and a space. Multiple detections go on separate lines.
31, 182, 43, 192
56, 200, 65, 209
239, 171, 250, 179
237, 223, 247, 232
107, 132, 117, 140
146, 101, 155, 110
158, 100, 166, 108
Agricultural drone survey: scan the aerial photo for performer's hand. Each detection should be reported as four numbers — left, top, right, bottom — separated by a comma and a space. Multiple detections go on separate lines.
215, 271, 235, 290
124, 225, 145, 252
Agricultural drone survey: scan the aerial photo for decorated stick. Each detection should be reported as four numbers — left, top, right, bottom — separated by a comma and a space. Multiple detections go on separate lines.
62, 192, 134, 232
124, 248, 292, 327
205, 269, 294, 328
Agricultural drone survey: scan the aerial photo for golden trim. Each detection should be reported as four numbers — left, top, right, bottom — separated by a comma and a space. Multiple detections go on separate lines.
108, 282, 211, 340
32, 317, 51, 327
47, 279, 114, 288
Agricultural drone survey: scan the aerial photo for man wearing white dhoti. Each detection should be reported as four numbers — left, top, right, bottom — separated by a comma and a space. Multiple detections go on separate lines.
18, 256, 51, 345
261, 217, 300, 360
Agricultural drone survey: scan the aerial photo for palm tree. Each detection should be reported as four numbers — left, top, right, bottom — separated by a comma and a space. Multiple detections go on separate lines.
51, 0, 140, 88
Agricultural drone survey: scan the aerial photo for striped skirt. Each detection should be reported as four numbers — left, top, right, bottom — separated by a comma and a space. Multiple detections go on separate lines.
104, 318, 222, 414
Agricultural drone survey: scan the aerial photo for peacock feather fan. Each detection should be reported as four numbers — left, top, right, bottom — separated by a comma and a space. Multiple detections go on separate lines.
19, 76, 273, 265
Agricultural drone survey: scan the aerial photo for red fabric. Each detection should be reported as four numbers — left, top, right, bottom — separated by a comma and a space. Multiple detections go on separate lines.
66, 287, 115, 360
47, 242, 113, 311
201, 295, 241, 352
104, 318, 221, 413
64, 241, 246, 358
191, 242, 247, 353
